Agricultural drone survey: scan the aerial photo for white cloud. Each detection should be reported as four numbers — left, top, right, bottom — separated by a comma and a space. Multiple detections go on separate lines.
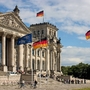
78, 36, 86, 40
18, 0, 90, 36
0, 0, 90, 35
61, 46, 90, 66
69, 58, 82, 63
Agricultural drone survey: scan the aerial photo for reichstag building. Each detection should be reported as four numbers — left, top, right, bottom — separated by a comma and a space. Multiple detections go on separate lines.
0, 6, 62, 75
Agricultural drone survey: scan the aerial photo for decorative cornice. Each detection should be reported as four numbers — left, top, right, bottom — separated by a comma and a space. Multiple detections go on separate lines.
30, 22, 58, 30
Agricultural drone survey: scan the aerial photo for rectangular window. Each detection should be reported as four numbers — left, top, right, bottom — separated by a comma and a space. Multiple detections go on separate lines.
37, 30, 40, 35
28, 60, 30, 68
33, 31, 36, 38
54, 32, 56, 36
42, 30, 44, 34
42, 51, 45, 57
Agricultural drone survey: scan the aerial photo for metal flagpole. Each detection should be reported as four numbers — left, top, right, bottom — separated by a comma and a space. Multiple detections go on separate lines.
32, 65, 33, 86
30, 43, 33, 88
40, 47, 42, 88
39, 28, 43, 88
39, 11, 44, 88
30, 44, 33, 87
43, 10, 44, 23
43, 16, 44, 23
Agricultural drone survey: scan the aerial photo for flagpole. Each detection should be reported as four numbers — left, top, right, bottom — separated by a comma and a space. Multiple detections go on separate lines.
40, 32, 42, 88
40, 47, 42, 88
29, 44, 33, 87
43, 10, 44, 23
32, 64, 33, 86
43, 16, 44, 23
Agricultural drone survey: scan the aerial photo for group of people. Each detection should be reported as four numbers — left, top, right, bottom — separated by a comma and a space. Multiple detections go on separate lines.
62, 79, 86, 84
20, 79, 37, 89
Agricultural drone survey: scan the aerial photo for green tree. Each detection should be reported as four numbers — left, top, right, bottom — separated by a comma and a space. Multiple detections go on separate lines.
61, 62, 90, 79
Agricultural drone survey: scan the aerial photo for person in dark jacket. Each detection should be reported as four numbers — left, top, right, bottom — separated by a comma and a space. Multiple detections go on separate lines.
34, 80, 37, 88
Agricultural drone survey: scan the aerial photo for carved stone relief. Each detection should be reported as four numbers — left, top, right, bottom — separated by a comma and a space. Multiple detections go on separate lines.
0, 15, 23, 31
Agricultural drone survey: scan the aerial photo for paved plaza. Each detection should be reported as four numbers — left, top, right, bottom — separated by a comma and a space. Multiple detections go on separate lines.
0, 82, 90, 90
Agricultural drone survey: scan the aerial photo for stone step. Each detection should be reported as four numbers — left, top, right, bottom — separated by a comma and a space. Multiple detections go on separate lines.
37, 77, 62, 85
0, 71, 7, 76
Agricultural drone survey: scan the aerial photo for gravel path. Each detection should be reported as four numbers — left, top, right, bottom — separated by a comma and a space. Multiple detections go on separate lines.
0, 83, 90, 90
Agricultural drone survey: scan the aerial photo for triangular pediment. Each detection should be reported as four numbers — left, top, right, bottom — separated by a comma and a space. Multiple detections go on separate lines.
0, 12, 30, 34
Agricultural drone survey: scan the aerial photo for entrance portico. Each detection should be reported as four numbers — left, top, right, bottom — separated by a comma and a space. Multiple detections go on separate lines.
0, 32, 18, 72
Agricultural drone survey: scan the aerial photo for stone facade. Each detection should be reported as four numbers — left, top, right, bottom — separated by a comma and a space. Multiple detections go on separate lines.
0, 6, 62, 75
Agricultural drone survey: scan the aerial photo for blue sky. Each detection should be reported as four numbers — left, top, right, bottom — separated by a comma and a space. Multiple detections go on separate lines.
0, 0, 90, 66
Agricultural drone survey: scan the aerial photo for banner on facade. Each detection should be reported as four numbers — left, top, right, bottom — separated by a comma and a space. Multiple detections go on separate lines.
17, 34, 32, 45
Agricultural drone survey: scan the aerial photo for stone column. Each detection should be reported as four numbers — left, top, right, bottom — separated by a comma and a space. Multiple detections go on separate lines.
52, 51, 55, 70
46, 48, 50, 72
2, 33, 7, 72
55, 52, 57, 72
57, 52, 61, 72
57, 43, 62, 72
40, 48, 42, 70
11, 36, 16, 71
35, 49, 37, 70
59, 52, 61, 72
30, 47, 32, 70
24, 44, 28, 72
50, 50, 53, 70
18, 44, 24, 71
25, 44, 28, 67
45, 49, 47, 71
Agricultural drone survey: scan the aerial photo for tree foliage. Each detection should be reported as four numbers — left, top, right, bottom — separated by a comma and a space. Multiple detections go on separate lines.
61, 62, 90, 79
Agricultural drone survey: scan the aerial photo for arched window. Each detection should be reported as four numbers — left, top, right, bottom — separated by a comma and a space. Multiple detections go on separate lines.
32, 49, 35, 56
32, 59, 34, 70
37, 60, 40, 70
42, 61, 45, 70
42, 51, 45, 57
37, 49, 40, 57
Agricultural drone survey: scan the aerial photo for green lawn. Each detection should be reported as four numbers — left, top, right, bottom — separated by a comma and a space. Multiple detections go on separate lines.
73, 88, 90, 90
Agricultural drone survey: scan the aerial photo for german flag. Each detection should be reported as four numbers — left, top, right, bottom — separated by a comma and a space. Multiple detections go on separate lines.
36, 11, 44, 17
85, 30, 90, 40
33, 38, 48, 49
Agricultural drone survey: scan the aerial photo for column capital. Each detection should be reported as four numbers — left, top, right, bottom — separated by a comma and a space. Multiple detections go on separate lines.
43, 46, 49, 50
2, 32, 7, 36
11, 34, 16, 38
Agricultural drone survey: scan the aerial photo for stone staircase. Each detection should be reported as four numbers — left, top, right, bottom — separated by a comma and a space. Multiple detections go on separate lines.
37, 77, 62, 85
0, 71, 7, 76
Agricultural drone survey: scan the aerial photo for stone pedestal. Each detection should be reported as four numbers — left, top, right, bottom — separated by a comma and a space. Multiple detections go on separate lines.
2, 65, 7, 72
8, 66, 16, 72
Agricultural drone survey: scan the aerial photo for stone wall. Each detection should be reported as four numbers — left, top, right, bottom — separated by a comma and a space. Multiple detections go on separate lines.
0, 74, 21, 85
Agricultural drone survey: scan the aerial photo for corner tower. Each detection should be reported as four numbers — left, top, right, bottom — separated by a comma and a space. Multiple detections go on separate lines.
29, 22, 63, 75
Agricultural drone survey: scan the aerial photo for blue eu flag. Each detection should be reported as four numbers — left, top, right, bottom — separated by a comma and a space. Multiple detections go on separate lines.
17, 34, 32, 45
